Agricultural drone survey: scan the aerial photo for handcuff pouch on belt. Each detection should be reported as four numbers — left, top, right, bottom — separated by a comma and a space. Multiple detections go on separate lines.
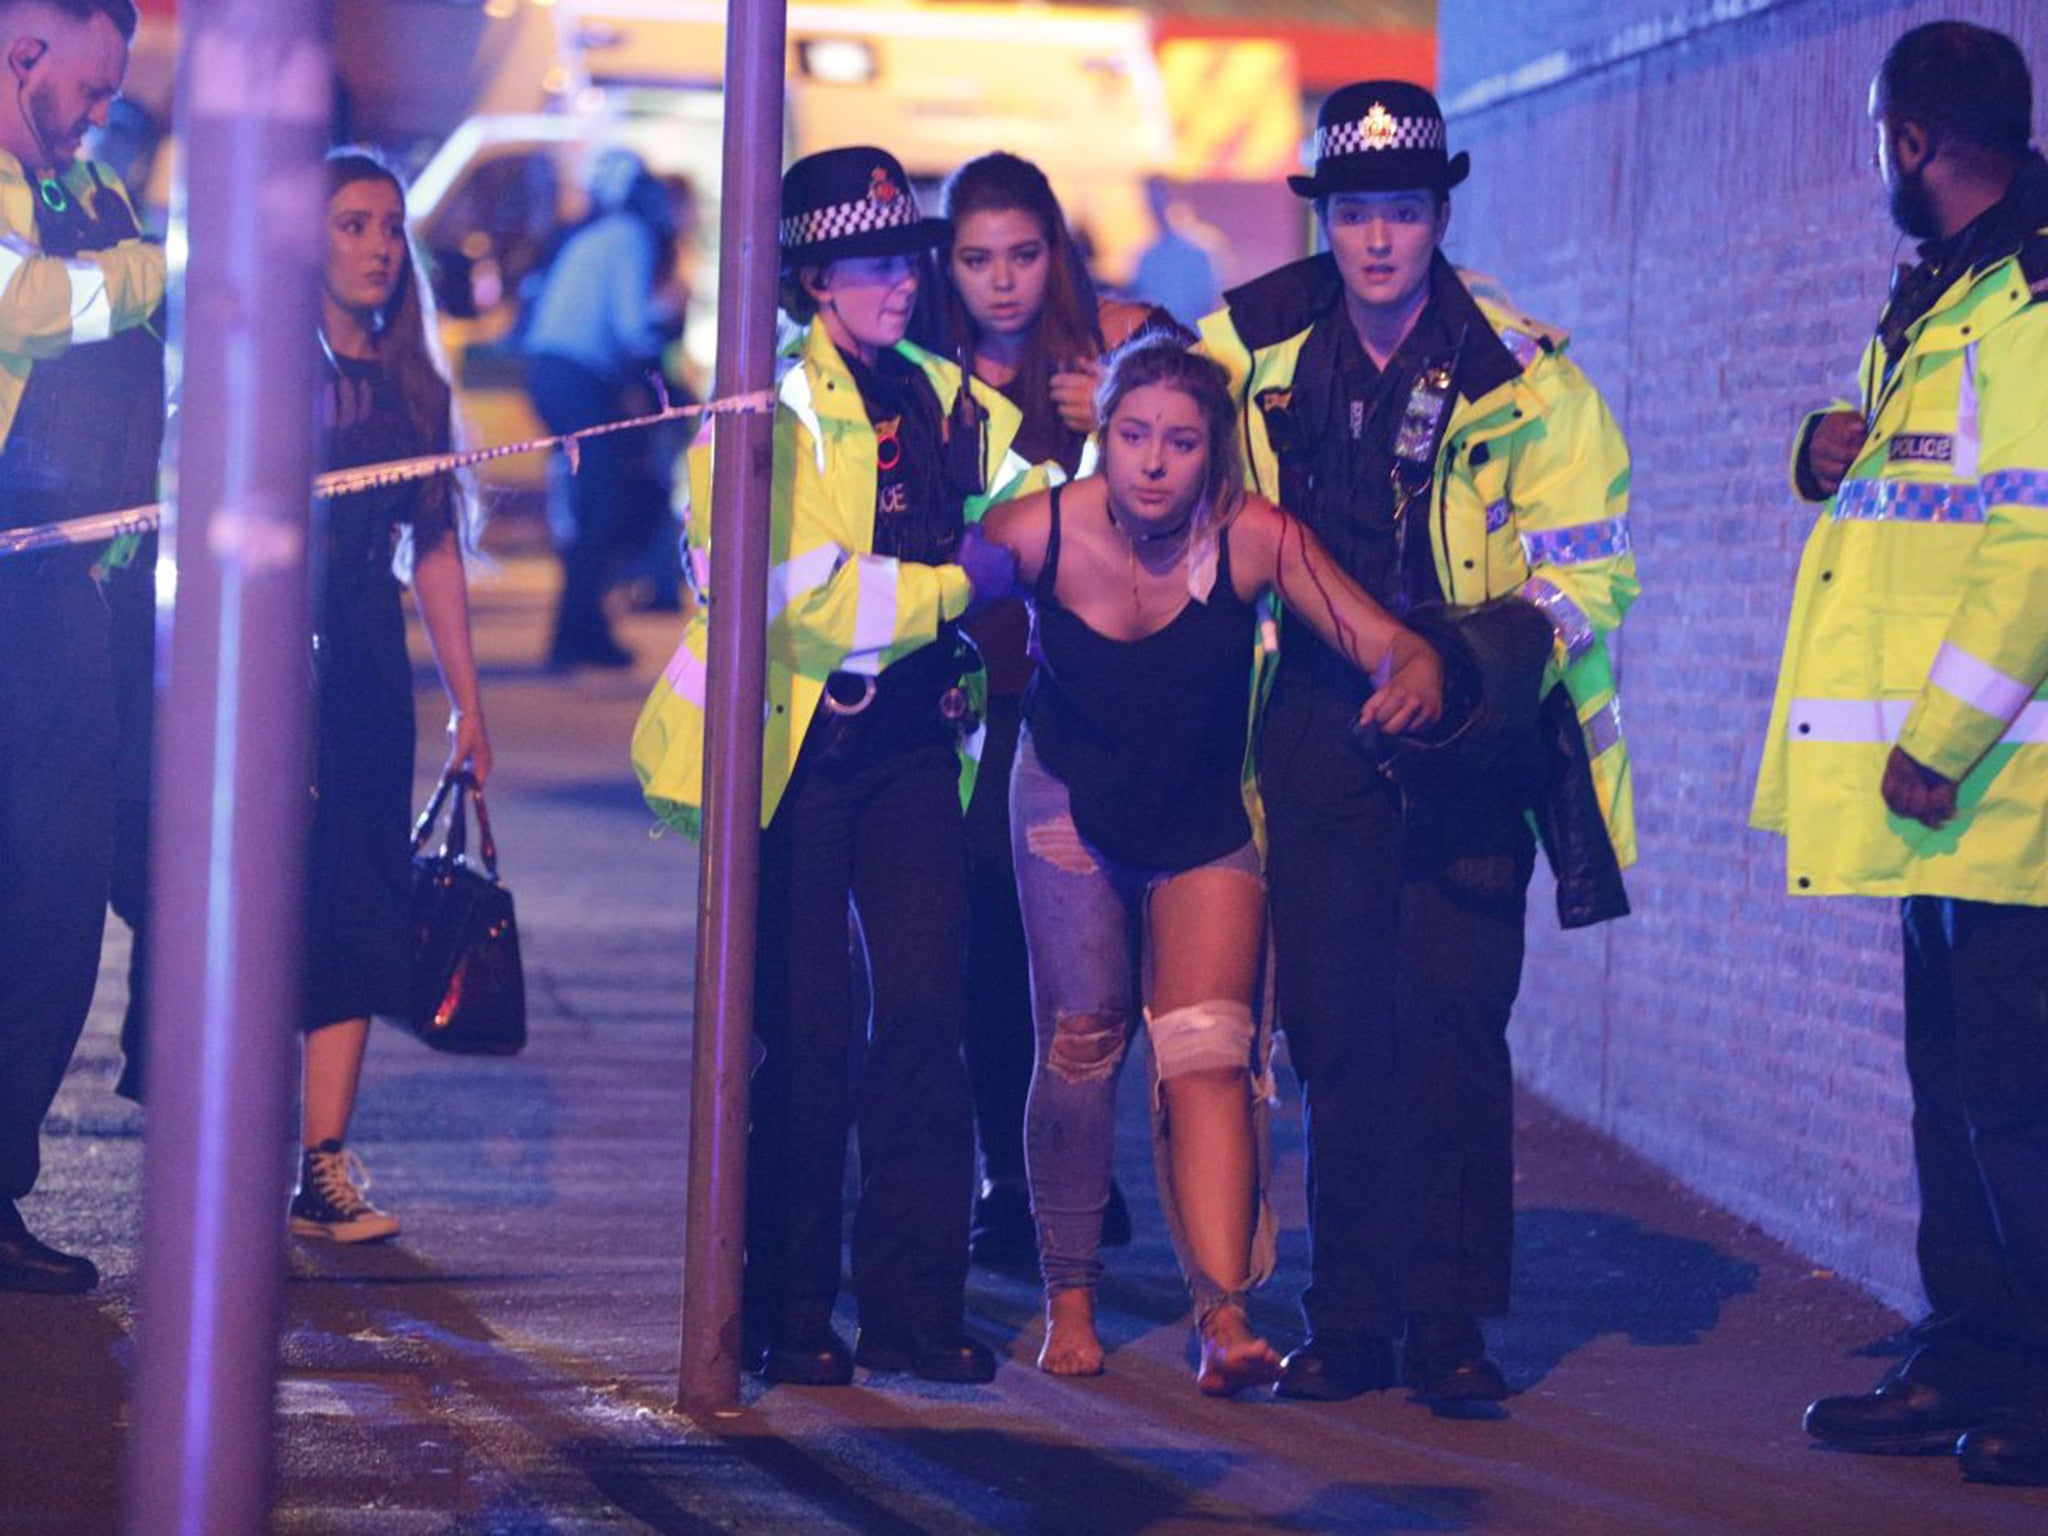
812, 631, 983, 766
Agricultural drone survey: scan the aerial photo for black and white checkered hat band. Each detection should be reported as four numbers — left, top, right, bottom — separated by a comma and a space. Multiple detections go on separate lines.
1317, 114, 1445, 159
781, 188, 925, 249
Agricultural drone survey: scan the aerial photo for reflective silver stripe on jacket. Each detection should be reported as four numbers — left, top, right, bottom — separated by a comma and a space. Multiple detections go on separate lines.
64, 261, 111, 343
1832, 478, 1986, 523
1584, 694, 1623, 756
1498, 328, 1541, 370
778, 364, 828, 474
845, 557, 902, 671
1928, 642, 2035, 722
1983, 469, 2048, 509
662, 640, 706, 707
1788, 697, 2048, 744
1520, 516, 1629, 568
0, 239, 114, 344
766, 543, 843, 626
1520, 575, 1595, 661
1831, 469, 2048, 523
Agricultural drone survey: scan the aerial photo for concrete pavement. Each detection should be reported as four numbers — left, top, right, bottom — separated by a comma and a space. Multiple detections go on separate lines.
4, 547, 2045, 1534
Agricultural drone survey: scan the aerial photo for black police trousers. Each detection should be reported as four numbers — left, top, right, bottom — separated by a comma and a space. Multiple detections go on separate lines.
961, 695, 1034, 1191
743, 723, 976, 1341
1902, 896, 2048, 1391
0, 565, 115, 1203
1261, 676, 1533, 1340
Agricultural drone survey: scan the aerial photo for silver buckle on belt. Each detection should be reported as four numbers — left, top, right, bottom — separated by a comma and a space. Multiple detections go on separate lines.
823, 675, 877, 717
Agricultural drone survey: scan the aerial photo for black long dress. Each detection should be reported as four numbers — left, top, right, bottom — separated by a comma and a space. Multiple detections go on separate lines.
302, 352, 455, 1030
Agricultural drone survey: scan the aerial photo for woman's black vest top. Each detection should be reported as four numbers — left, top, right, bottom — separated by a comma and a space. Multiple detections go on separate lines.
1023, 484, 1258, 871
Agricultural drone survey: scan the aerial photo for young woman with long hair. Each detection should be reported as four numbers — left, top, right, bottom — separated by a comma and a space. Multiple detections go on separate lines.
968, 334, 1443, 1394
922, 150, 1161, 474
918, 151, 1168, 1264
290, 149, 490, 1243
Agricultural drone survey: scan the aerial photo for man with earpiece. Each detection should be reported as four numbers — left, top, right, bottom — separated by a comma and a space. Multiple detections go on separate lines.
0, 0, 165, 1295
1758, 22, 2048, 1487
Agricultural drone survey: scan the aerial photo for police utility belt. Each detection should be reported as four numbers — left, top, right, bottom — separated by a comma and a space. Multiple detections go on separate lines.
811, 631, 979, 766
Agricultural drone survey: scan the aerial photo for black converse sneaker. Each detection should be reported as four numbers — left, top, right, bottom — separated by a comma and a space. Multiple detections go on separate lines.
289, 1140, 400, 1243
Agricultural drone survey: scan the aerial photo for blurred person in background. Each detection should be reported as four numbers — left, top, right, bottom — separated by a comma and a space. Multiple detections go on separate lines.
916, 149, 1167, 1266
293, 149, 491, 1243
524, 148, 686, 669
613, 170, 699, 617
0, 0, 164, 1293
82, 90, 156, 230
1132, 175, 1222, 331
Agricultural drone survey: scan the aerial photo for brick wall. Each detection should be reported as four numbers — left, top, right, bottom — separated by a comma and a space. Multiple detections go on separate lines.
1439, 0, 1734, 102
1437, 0, 2048, 1313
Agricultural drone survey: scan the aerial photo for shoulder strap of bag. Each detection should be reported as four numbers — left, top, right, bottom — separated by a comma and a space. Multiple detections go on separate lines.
411, 770, 460, 856
462, 773, 501, 879
411, 768, 499, 877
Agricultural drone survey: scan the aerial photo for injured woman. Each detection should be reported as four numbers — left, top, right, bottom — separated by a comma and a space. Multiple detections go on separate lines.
967, 334, 1443, 1394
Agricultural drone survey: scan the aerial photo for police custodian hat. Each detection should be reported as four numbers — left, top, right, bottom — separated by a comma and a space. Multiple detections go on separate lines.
1288, 80, 1471, 199
780, 146, 950, 265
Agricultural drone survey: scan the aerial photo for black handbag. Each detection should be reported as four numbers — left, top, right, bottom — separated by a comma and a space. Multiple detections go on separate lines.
1352, 599, 1631, 929
407, 769, 527, 1055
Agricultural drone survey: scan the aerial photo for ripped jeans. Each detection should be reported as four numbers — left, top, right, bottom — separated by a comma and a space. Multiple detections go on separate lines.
1010, 728, 1277, 1320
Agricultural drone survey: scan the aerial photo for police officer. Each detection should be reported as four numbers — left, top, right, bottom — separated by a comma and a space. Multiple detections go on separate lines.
1201, 81, 1637, 1404
636, 147, 1032, 1384
1757, 23, 2048, 1486
0, 0, 165, 1292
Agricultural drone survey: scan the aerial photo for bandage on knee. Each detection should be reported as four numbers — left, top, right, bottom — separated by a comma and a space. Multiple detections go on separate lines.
1147, 999, 1255, 1081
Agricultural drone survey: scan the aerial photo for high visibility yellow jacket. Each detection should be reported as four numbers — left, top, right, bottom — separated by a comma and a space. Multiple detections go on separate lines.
1752, 171, 2048, 902
633, 319, 1038, 829
0, 152, 164, 451
1199, 255, 1639, 866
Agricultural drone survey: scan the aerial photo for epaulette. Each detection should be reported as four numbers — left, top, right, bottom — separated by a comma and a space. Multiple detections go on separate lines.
2021, 230, 2048, 300
1497, 327, 1550, 370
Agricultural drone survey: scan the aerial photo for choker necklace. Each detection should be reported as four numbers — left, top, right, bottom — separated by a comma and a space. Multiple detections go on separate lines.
1105, 500, 1195, 547
1105, 496, 1198, 621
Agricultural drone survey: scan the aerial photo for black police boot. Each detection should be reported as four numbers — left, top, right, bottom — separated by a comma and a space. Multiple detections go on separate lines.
750, 1322, 855, 1387
1804, 1364, 2006, 1455
855, 1321, 998, 1384
1403, 1311, 1510, 1407
1960, 1414, 2048, 1485
1274, 1335, 1399, 1401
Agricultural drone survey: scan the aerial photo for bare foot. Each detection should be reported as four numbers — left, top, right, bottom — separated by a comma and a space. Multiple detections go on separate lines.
1196, 1303, 1281, 1397
1038, 1289, 1105, 1376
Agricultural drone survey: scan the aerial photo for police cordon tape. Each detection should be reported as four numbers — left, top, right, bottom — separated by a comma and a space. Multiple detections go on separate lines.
0, 385, 778, 561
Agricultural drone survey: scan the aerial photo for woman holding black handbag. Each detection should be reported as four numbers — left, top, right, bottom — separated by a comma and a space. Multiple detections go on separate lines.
292, 148, 491, 1243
